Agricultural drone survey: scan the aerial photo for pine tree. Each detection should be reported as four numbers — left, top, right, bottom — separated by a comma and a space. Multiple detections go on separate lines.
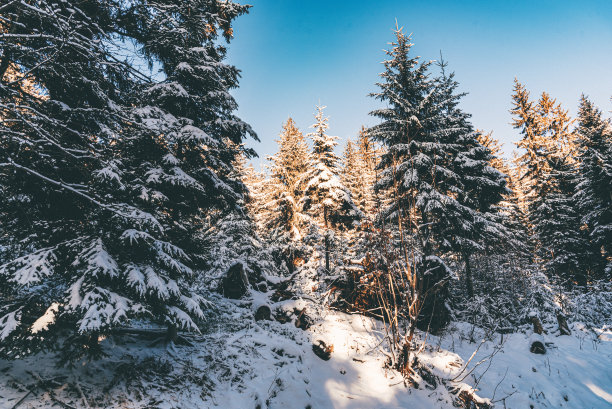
355, 127, 381, 218
476, 131, 505, 173
434, 61, 508, 298
0, 0, 148, 358
511, 82, 590, 285
531, 154, 592, 285
574, 96, 612, 278
341, 140, 367, 214
256, 118, 313, 274
264, 118, 310, 240
301, 105, 362, 273
0, 0, 256, 359
476, 134, 530, 254
368, 28, 451, 330
125, 0, 263, 295
369, 29, 508, 329
511, 80, 548, 208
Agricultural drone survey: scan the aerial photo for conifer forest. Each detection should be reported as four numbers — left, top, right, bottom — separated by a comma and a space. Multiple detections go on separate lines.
0, 1, 611, 408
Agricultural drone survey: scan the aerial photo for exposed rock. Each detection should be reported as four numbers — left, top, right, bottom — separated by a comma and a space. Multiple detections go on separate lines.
221, 262, 249, 299
452, 388, 493, 409
530, 340, 546, 354
255, 305, 271, 321
274, 310, 292, 324
294, 308, 312, 330
312, 340, 333, 361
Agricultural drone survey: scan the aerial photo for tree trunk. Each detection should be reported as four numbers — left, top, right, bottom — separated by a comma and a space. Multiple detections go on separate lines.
464, 252, 474, 298
530, 315, 544, 335
324, 206, 330, 273
166, 323, 178, 343
556, 312, 571, 335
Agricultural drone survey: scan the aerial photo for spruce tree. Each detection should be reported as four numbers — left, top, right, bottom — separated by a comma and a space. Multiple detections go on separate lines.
301, 105, 362, 273
530, 154, 592, 285
368, 28, 451, 330
574, 96, 612, 278
0, 0, 256, 359
341, 140, 367, 215
511, 83, 591, 286
369, 30, 508, 327
264, 118, 310, 240
476, 134, 530, 254
0, 0, 148, 358
434, 62, 508, 298
258, 118, 312, 274
355, 127, 381, 218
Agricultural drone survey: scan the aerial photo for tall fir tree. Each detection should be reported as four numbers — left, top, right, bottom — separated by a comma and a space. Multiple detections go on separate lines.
433, 60, 508, 298
511, 82, 591, 285
341, 140, 367, 215
533, 154, 593, 285
369, 29, 508, 329
476, 134, 530, 254
301, 105, 362, 273
255, 119, 313, 274
355, 127, 381, 218
0, 0, 256, 359
0, 0, 150, 358
574, 96, 612, 278
263, 118, 310, 240
368, 28, 451, 330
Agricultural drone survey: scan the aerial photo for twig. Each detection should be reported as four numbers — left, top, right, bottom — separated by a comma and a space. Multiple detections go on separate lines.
10, 388, 33, 409
491, 366, 509, 402
74, 380, 90, 409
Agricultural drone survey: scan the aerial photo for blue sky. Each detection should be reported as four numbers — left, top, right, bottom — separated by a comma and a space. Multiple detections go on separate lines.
226, 0, 612, 169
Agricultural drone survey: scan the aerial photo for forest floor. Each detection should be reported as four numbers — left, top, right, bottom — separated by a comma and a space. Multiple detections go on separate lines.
0, 296, 610, 408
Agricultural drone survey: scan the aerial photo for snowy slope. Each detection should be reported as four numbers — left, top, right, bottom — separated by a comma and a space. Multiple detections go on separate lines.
0, 297, 610, 408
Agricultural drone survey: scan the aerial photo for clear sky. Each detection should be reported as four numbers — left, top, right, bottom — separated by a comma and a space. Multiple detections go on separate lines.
226, 0, 612, 169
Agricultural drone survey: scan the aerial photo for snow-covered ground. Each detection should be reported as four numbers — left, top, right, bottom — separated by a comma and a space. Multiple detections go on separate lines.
1, 297, 611, 408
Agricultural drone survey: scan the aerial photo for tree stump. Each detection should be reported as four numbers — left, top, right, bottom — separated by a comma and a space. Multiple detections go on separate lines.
295, 308, 312, 330
255, 305, 271, 321
221, 262, 249, 299
530, 341, 546, 354
530, 315, 545, 335
312, 340, 333, 360
556, 312, 571, 335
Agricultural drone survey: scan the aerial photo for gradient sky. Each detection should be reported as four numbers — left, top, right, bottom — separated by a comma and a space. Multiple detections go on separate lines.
226, 0, 612, 170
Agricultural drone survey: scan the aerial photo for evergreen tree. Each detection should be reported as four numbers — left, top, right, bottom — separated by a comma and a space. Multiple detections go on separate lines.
0, 0, 148, 358
476, 134, 530, 254
120, 0, 259, 288
368, 28, 451, 330
301, 105, 362, 273
264, 118, 310, 240
574, 96, 612, 277
511, 80, 548, 208
369, 29, 508, 328
257, 118, 313, 274
511, 82, 590, 285
341, 140, 367, 215
0, 0, 255, 359
531, 154, 592, 285
355, 127, 381, 218
434, 61, 508, 298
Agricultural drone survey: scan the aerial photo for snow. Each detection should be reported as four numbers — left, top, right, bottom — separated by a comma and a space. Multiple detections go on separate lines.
74, 239, 119, 278
77, 287, 138, 332
30, 303, 59, 334
0, 296, 610, 408
430, 322, 612, 408
0, 247, 57, 285
0, 310, 20, 341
